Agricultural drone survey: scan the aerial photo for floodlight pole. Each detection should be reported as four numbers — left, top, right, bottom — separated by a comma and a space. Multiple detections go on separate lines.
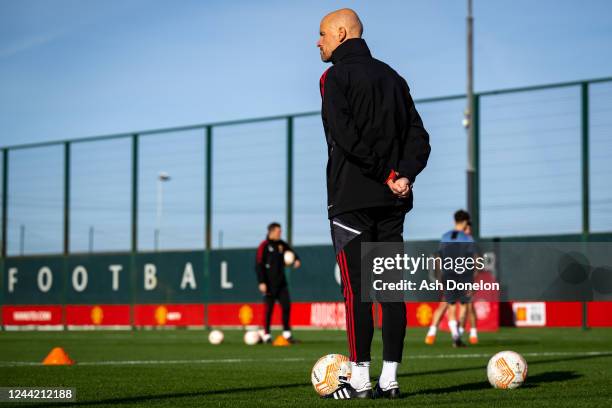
466, 0, 478, 237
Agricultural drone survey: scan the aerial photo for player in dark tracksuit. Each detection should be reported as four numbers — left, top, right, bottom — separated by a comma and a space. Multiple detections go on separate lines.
317, 8, 431, 399
255, 222, 300, 343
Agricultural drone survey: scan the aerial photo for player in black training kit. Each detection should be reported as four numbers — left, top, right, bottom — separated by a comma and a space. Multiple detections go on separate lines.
255, 222, 301, 344
317, 8, 430, 399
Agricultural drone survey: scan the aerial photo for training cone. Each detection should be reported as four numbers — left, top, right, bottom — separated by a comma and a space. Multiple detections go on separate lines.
272, 335, 290, 347
42, 347, 74, 365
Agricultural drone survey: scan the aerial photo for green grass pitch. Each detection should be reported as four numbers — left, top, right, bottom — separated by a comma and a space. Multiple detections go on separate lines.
0, 328, 611, 407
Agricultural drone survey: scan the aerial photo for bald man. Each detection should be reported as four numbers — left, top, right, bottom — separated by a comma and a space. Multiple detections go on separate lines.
318, 9, 430, 399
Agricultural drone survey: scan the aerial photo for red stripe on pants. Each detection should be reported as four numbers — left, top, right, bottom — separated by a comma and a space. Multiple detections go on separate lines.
338, 250, 356, 361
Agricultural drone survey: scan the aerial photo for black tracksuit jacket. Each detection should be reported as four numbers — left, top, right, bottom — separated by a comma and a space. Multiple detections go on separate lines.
320, 38, 431, 218
255, 239, 299, 293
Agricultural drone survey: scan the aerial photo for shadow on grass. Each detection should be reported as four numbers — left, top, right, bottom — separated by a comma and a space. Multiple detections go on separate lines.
521, 370, 582, 388
34, 353, 605, 407
399, 352, 611, 378
28, 382, 313, 408
400, 370, 582, 399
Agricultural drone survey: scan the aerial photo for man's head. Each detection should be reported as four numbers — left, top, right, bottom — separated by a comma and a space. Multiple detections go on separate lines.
317, 8, 363, 62
454, 209, 471, 231
267, 222, 281, 240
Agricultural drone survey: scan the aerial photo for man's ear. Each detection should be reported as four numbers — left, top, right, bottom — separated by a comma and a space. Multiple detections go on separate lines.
338, 26, 347, 43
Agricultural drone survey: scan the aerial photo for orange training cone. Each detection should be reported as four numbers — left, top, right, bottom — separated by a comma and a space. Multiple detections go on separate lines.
42, 347, 74, 365
273, 335, 290, 347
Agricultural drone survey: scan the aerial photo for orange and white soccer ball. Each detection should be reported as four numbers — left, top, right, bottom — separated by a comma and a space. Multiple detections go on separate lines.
283, 250, 296, 266
311, 354, 351, 396
243, 330, 260, 345
208, 330, 224, 345
487, 351, 528, 389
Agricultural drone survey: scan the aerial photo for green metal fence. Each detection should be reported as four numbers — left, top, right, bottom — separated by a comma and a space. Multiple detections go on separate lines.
1, 76, 612, 257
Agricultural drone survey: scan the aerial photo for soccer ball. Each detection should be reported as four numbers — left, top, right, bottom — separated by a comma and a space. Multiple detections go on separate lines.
311, 354, 351, 396
487, 351, 528, 389
244, 330, 260, 345
284, 250, 296, 266
208, 330, 224, 345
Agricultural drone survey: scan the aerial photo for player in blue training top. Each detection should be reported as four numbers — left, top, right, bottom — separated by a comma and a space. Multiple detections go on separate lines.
425, 210, 476, 347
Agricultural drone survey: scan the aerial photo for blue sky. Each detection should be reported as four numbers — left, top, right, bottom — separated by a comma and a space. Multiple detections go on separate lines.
0, 0, 611, 253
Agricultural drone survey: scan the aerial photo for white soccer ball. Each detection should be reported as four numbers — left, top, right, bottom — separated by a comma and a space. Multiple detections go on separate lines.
487, 351, 528, 389
311, 354, 351, 396
284, 250, 296, 266
243, 330, 260, 345
208, 329, 224, 345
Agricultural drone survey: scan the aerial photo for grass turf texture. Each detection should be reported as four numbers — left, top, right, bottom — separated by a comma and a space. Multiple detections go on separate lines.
0, 328, 611, 407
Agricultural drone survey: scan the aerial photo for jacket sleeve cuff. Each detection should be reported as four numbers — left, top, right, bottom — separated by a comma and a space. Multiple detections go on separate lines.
383, 169, 399, 184
398, 161, 417, 184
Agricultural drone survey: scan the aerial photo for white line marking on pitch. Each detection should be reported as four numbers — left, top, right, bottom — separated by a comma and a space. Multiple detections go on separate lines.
0, 351, 610, 367
0, 357, 306, 367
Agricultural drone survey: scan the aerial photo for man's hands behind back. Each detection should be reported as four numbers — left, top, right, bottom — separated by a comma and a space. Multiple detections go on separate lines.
387, 177, 411, 198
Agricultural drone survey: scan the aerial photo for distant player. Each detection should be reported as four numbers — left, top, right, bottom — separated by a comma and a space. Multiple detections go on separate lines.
255, 222, 301, 344
424, 241, 449, 344
459, 220, 479, 344
424, 300, 449, 345
424, 210, 476, 347
425, 219, 480, 345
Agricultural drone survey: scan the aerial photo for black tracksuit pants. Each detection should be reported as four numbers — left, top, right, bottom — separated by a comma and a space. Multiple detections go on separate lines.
331, 206, 407, 363
263, 286, 291, 334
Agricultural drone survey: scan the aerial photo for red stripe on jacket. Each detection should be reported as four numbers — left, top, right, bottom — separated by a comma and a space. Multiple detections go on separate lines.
256, 240, 268, 264
319, 68, 330, 99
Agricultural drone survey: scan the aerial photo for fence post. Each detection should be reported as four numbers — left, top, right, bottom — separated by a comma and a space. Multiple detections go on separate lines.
581, 82, 590, 331
1, 149, 8, 257
63, 142, 70, 255
0, 149, 7, 327
131, 135, 139, 252
130, 134, 139, 327
286, 117, 293, 246
205, 126, 213, 250
62, 142, 71, 328
204, 125, 213, 328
